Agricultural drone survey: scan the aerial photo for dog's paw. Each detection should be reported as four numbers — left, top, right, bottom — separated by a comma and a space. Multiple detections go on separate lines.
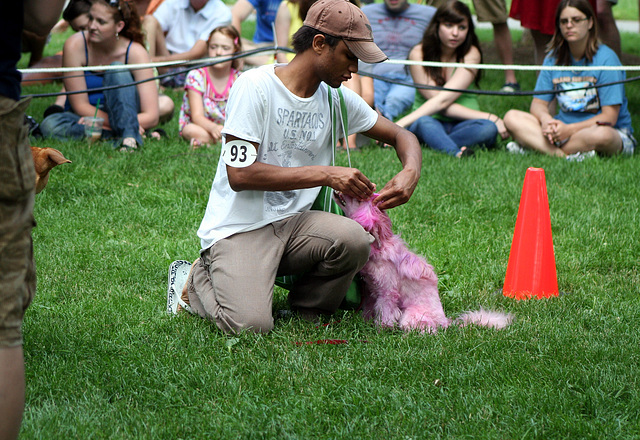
374, 304, 402, 328
399, 310, 451, 333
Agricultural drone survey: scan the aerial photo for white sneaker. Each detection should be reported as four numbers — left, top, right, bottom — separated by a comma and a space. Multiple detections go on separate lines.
167, 260, 192, 314
566, 150, 596, 162
506, 141, 526, 155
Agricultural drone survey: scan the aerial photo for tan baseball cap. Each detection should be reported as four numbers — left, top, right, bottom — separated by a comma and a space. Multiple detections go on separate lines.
303, 0, 388, 64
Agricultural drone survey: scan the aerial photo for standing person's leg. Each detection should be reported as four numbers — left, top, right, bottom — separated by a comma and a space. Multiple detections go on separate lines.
493, 22, 518, 86
276, 211, 371, 316
0, 97, 37, 440
0, 347, 25, 440
103, 64, 144, 146
530, 30, 552, 65
473, 0, 518, 88
596, 0, 621, 57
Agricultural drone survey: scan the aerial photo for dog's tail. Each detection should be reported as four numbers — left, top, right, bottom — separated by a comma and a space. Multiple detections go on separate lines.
455, 308, 514, 330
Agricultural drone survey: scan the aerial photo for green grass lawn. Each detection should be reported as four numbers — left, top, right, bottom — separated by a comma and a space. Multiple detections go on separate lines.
15, 15, 640, 440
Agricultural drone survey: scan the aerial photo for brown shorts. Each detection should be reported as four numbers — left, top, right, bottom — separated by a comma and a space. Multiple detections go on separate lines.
424, 0, 508, 24
0, 96, 36, 348
473, 0, 508, 24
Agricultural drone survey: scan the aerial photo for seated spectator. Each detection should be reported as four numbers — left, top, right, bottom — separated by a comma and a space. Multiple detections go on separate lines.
274, 0, 306, 64
504, 0, 635, 159
179, 26, 242, 147
144, 0, 232, 88
231, 0, 281, 65
361, 0, 436, 122
26, 0, 173, 124
396, 0, 507, 158
40, 0, 161, 151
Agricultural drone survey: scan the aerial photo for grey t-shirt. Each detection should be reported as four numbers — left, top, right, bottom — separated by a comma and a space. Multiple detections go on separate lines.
361, 3, 436, 78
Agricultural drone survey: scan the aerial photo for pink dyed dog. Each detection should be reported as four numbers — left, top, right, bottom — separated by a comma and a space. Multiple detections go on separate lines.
335, 192, 513, 332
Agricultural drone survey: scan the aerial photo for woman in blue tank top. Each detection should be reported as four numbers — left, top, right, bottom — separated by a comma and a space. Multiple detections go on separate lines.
41, 0, 160, 151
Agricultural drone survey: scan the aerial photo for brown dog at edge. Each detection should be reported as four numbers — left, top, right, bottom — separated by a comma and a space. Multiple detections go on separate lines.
30, 146, 71, 193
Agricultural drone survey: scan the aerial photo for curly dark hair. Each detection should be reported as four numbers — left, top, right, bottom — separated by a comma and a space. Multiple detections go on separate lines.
95, 0, 145, 46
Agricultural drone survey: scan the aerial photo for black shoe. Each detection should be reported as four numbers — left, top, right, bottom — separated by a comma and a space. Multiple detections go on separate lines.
43, 104, 64, 119
24, 114, 43, 139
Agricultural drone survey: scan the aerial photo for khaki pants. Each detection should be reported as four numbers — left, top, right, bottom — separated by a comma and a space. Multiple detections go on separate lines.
0, 97, 36, 348
186, 211, 372, 334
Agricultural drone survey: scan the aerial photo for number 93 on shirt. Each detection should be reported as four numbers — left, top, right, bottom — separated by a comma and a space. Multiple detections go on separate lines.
221, 139, 258, 168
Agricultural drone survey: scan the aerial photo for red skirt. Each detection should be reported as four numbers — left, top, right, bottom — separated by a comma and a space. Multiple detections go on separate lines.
509, 0, 597, 36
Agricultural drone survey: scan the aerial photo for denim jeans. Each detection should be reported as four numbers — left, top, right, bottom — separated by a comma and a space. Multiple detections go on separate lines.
374, 73, 416, 122
40, 63, 143, 146
408, 116, 498, 156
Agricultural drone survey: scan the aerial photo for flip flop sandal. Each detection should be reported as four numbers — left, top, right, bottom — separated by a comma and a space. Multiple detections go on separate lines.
118, 137, 138, 153
148, 128, 167, 140
167, 260, 193, 315
190, 138, 208, 148
457, 147, 474, 158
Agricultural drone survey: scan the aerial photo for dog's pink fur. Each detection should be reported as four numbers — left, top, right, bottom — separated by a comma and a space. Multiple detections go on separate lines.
337, 193, 513, 332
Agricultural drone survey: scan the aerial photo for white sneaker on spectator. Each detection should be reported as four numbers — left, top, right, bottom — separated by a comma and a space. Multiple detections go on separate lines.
566, 150, 596, 162
506, 141, 526, 155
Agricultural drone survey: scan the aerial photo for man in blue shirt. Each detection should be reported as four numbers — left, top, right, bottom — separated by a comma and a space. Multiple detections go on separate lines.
231, 0, 282, 65
361, 0, 436, 122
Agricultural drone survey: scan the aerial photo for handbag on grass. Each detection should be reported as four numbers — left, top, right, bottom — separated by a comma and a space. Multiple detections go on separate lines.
275, 87, 363, 309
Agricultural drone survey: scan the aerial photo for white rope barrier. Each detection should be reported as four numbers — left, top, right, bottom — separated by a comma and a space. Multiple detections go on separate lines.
19, 51, 640, 75
18, 50, 279, 74
382, 59, 640, 72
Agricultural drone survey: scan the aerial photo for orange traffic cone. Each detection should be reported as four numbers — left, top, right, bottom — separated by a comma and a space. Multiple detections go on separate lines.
503, 167, 559, 300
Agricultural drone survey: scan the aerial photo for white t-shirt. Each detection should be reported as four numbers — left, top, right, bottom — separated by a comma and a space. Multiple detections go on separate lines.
153, 0, 232, 54
197, 64, 379, 251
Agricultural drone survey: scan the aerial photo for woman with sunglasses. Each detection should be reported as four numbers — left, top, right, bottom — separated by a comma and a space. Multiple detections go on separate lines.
504, 0, 635, 159
41, 0, 160, 151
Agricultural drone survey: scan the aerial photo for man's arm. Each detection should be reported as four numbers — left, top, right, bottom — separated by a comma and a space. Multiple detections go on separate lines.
152, 40, 208, 64
24, 0, 67, 36
231, 0, 256, 35
225, 135, 376, 201
362, 116, 422, 210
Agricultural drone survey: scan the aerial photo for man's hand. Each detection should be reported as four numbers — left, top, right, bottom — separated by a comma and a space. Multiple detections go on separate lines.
328, 167, 376, 201
373, 167, 420, 210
